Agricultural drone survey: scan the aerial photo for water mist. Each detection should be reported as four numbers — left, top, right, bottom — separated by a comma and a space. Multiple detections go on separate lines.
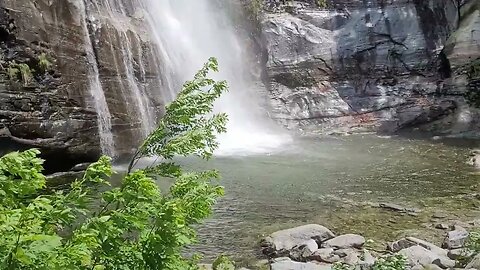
144, 0, 290, 155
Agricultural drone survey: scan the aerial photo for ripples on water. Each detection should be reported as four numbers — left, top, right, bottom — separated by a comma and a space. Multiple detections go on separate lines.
119, 134, 478, 262
181, 135, 477, 260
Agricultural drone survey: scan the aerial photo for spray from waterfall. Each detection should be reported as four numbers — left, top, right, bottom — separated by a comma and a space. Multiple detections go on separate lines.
144, 0, 290, 155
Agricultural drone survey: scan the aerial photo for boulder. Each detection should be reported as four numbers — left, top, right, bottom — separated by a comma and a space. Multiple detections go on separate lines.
333, 249, 359, 258
270, 257, 332, 270
322, 234, 365, 249
398, 246, 455, 268
308, 248, 340, 263
361, 250, 376, 267
290, 239, 319, 261
422, 264, 444, 270
388, 237, 447, 257
388, 238, 417, 253
447, 248, 474, 260
466, 253, 480, 269
262, 224, 335, 256
342, 252, 361, 266
70, 162, 92, 172
443, 226, 469, 249
431, 257, 456, 269
46, 171, 85, 187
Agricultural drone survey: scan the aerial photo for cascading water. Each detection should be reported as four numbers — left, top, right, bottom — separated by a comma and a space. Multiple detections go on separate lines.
144, 0, 290, 155
79, 0, 115, 157
91, 0, 157, 138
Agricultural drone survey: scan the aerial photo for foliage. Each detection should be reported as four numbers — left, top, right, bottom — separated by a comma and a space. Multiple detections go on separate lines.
249, 0, 264, 18
372, 254, 407, 270
18, 63, 33, 86
316, 0, 328, 8
6, 61, 33, 86
459, 231, 480, 266
38, 53, 53, 73
466, 231, 480, 254
332, 262, 351, 270
212, 255, 235, 270
0, 58, 229, 270
6, 62, 19, 81
333, 254, 407, 270
129, 57, 228, 171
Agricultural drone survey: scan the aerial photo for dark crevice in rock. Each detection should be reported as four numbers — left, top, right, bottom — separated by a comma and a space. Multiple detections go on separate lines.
438, 50, 452, 79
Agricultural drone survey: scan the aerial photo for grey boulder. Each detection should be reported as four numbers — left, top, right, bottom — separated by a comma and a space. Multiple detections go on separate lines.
290, 239, 319, 261
308, 248, 340, 263
466, 253, 480, 269
270, 257, 332, 270
388, 237, 447, 257
322, 234, 365, 249
443, 226, 469, 249
398, 246, 455, 268
262, 224, 335, 256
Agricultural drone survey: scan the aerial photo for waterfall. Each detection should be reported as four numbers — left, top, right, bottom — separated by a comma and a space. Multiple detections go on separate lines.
144, 0, 290, 155
79, 0, 115, 157
92, 0, 156, 138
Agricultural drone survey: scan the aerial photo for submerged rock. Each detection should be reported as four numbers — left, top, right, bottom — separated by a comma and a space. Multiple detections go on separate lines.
379, 203, 420, 213
262, 224, 335, 257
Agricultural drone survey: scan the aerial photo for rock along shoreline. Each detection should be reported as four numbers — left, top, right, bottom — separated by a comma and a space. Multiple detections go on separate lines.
203, 223, 480, 270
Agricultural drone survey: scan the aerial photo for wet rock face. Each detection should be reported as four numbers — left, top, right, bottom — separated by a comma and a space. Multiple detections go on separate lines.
0, 0, 100, 172
260, 0, 480, 135
0, 0, 165, 171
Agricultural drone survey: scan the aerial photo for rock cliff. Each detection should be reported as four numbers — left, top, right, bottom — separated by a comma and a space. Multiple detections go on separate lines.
260, 0, 480, 135
0, 0, 164, 172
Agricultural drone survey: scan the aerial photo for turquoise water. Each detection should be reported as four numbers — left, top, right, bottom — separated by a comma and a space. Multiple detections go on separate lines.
126, 134, 479, 261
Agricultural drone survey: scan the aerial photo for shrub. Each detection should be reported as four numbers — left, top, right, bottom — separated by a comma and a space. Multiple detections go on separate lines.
18, 63, 33, 86
38, 53, 52, 73
6, 62, 19, 81
5, 61, 33, 86
0, 57, 229, 269
333, 254, 407, 270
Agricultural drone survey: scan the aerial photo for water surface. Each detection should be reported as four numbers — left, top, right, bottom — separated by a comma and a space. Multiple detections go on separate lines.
167, 134, 478, 261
